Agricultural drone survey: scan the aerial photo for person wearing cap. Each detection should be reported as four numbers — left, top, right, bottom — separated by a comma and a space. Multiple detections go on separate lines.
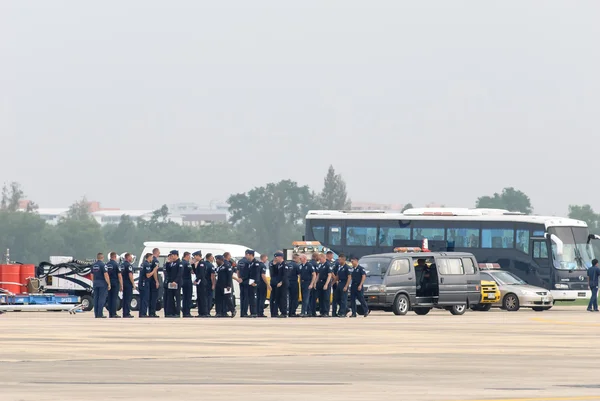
316, 253, 333, 317
257, 254, 271, 318
273, 251, 289, 318
237, 251, 251, 318
138, 253, 154, 318
192, 251, 207, 317
335, 254, 351, 318
120, 253, 135, 318
166, 250, 183, 318
181, 252, 194, 318
299, 254, 317, 318
350, 256, 369, 318
149, 248, 161, 318
287, 254, 301, 317
204, 253, 217, 316
92, 253, 109, 319
106, 251, 122, 318
246, 250, 260, 318
309, 252, 319, 317
215, 255, 235, 317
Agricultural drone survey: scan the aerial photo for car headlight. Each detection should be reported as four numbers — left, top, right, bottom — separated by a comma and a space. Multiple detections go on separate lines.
554, 284, 569, 289
366, 285, 386, 293
520, 290, 536, 296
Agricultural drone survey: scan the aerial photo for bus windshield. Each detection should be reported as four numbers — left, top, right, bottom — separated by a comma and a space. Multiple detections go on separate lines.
548, 226, 595, 270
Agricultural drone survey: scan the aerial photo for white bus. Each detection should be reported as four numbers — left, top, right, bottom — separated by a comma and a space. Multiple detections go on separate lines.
304, 208, 599, 302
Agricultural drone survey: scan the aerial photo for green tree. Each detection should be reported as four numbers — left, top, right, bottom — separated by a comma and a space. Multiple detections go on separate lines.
228, 180, 314, 255
476, 187, 533, 214
568, 205, 599, 232
316, 165, 351, 210
1, 182, 26, 212
56, 197, 106, 259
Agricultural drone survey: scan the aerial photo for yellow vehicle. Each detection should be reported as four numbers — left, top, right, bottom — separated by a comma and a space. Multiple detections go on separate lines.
471, 279, 501, 311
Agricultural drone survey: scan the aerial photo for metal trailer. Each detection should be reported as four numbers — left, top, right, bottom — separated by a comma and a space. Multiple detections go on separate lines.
0, 293, 83, 314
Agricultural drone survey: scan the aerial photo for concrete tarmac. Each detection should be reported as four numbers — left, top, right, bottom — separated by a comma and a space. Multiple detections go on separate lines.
1, 307, 600, 401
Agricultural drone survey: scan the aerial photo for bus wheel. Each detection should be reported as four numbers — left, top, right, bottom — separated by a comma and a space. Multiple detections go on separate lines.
414, 307, 431, 315
502, 294, 520, 312
450, 305, 466, 315
81, 295, 94, 312
392, 294, 410, 315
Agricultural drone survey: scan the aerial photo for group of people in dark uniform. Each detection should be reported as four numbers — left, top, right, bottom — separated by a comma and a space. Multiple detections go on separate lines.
91, 247, 370, 319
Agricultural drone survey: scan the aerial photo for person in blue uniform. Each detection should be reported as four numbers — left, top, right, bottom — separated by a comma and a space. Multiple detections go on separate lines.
309, 252, 319, 317
335, 254, 351, 318
149, 248, 161, 318
237, 252, 250, 317
181, 252, 194, 318
287, 254, 301, 317
274, 251, 289, 318
246, 250, 260, 318
329, 251, 341, 317
350, 256, 369, 318
215, 255, 235, 317
317, 253, 333, 317
92, 253, 110, 319
105, 252, 123, 318
257, 254, 270, 318
299, 254, 317, 317
138, 253, 154, 318
192, 251, 207, 317
269, 255, 279, 318
121, 252, 135, 318
204, 253, 217, 316
166, 250, 183, 317
224, 252, 238, 315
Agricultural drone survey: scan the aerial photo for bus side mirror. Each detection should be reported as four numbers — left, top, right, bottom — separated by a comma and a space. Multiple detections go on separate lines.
588, 234, 600, 244
545, 233, 564, 256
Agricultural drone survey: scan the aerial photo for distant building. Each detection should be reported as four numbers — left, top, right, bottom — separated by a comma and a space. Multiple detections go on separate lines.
33, 208, 70, 225
168, 202, 228, 227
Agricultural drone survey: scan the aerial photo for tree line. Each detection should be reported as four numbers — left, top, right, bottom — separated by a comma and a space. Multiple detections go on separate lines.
1, 176, 598, 265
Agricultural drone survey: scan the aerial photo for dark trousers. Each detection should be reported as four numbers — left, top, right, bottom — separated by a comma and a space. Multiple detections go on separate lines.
270, 284, 279, 317
149, 287, 159, 316
240, 283, 249, 317
589, 286, 599, 311
249, 286, 257, 316
318, 283, 331, 316
107, 281, 120, 317
161, 284, 169, 317
215, 287, 234, 316
197, 285, 208, 316
301, 282, 311, 315
167, 288, 181, 316
335, 283, 348, 316
257, 285, 267, 316
139, 285, 149, 317
288, 282, 299, 316
122, 285, 133, 317
331, 283, 339, 316
351, 286, 368, 316
93, 284, 108, 318
182, 281, 193, 316
310, 288, 318, 316
278, 284, 289, 316
207, 288, 214, 315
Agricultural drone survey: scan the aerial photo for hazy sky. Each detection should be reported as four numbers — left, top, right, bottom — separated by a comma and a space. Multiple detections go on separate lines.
1, 1, 599, 215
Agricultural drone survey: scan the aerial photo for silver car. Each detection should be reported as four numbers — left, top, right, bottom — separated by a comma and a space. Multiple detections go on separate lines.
480, 270, 553, 312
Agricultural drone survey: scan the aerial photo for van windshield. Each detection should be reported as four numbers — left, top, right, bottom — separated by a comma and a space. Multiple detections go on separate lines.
359, 257, 392, 276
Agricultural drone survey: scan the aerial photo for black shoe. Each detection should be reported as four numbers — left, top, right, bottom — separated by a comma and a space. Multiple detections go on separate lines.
364, 310, 370, 317
278, 314, 287, 318
109, 315, 121, 318
183, 315, 194, 318
149, 315, 160, 318
350, 315, 357, 318
97, 316, 107, 319
257, 315, 268, 318
123, 315, 134, 318
338, 315, 347, 318
231, 310, 237, 318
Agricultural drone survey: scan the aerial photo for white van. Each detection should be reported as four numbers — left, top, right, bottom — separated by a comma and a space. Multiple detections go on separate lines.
128, 241, 264, 312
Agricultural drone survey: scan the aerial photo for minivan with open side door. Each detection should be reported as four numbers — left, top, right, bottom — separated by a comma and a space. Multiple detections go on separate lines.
361, 248, 481, 315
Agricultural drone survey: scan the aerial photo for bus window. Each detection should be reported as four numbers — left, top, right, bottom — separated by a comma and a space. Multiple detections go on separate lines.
482, 229, 514, 249
379, 227, 410, 246
412, 228, 445, 241
329, 226, 342, 246
312, 225, 325, 243
346, 226, 377, 246
516, 230, 529, 253
446, 228, 479, 248
534, 242, 549, 259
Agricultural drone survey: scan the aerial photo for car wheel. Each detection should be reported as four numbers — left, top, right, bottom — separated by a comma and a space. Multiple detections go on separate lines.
478, 304, 492, 312
532, 306, 551, 312
130, 295, 139, 312
503, 293, 520, 312
450, 304, 466, 315
414, 307, 431, 315
392, 294, 410, 316
81, 295, 94, 312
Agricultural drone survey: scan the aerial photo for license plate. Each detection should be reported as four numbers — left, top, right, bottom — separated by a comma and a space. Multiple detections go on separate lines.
487, 294, 495, 299
578, 292, 586, 297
